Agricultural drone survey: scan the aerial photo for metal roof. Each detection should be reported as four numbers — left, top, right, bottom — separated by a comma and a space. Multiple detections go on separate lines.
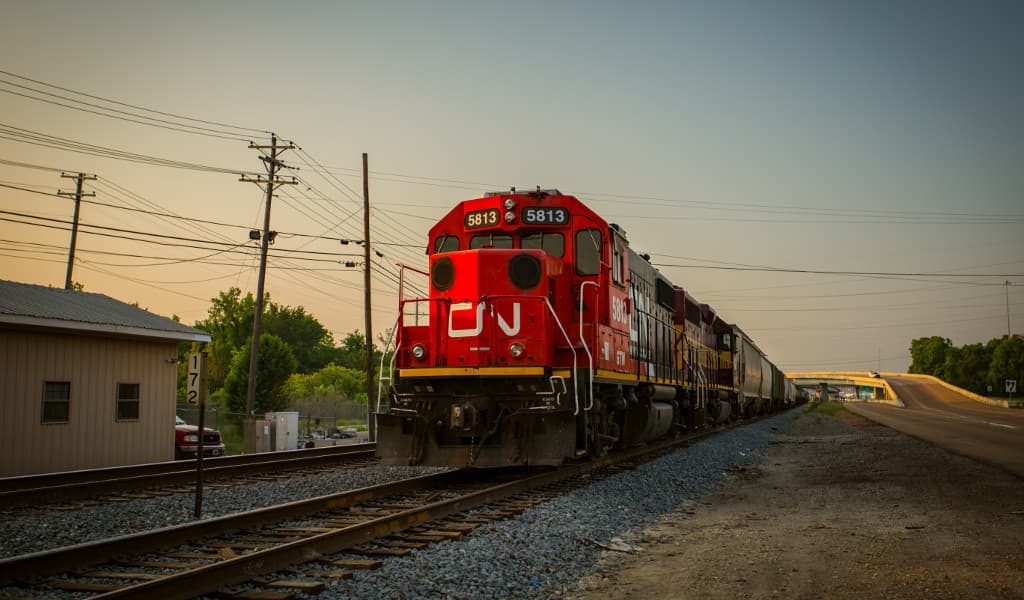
0, 279, 211, 342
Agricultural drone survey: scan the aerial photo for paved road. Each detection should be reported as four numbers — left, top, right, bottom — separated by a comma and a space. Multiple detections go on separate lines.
846, 376, 1024, 478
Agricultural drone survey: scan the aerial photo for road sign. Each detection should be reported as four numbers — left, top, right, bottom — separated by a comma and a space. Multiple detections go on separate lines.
187, 353, 205, 405
1007, 380, 1018, 394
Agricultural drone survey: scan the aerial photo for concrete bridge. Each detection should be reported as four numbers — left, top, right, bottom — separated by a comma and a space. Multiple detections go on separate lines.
785, 371, 899, 405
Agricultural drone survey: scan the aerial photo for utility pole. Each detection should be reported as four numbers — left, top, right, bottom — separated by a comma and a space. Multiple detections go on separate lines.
239, 133, 296, 452
1006, 281, 1012, 338
363, 153, 377, 442
58, 172, 96, 289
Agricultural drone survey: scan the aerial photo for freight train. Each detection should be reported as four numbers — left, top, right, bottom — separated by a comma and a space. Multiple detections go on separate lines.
375, 189, 801, 467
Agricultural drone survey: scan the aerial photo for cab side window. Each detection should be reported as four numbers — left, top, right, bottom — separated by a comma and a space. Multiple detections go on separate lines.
575, 228, 602, 276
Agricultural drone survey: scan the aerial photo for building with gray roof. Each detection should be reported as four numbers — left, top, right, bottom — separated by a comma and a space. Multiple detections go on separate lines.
0, 279, 211, 475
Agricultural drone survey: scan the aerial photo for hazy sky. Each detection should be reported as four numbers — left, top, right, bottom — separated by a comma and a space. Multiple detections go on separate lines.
1, 0, 1021, 373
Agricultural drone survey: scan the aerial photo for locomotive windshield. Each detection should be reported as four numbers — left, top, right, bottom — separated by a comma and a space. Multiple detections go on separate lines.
520, 232, 565, 257
433, 234, 459, 253
470, 234, 513, 249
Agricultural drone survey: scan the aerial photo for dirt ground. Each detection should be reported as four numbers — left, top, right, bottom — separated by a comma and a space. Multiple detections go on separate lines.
572, 407, 1024, 599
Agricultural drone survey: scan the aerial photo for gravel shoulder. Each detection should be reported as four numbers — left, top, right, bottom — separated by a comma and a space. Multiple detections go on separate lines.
572, 406, 1024, 599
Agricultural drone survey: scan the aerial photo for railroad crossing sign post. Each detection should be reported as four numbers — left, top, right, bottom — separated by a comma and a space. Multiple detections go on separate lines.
187, 353, 208, 518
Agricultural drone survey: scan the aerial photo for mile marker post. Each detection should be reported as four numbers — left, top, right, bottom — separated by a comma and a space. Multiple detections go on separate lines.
187, 352, 208, 518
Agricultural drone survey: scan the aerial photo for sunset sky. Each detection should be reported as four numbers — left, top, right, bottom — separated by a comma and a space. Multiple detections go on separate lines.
1, 0, 1021, 372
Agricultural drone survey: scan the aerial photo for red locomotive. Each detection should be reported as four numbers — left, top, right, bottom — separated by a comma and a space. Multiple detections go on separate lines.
376, 189, 799, 467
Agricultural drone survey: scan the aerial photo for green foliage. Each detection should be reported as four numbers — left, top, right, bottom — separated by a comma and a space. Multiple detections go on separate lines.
909, 334, 1023, 396
262, 303, 338, 373
988, 335, 1024, 394
942, 343, 991, 395
222, 333, 298, 415
908, 336, 952, 377
283, 364, 366, 401
194, 288, 256, 391
803, 401, 845, 416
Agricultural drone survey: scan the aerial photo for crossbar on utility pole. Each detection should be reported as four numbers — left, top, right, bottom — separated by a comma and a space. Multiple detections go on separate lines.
58, 172, 96, 289
239, 133, 296, 452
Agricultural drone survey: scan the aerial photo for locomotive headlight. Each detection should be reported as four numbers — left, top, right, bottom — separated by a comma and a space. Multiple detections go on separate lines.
504, 211, 515, 223
509, 342, 525, 358
503, 198, 516, 210
411, 344, 426, 359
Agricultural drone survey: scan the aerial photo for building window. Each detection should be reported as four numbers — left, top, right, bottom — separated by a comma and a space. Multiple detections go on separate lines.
117, 383, 140, 421
43, 381, 70, 423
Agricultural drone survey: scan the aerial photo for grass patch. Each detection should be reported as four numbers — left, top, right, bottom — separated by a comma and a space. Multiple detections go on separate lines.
803, 401, 846, 416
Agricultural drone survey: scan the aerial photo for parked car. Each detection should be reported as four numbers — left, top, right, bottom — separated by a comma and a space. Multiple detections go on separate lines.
175, 415, 226, 459
332, 427, 359, 439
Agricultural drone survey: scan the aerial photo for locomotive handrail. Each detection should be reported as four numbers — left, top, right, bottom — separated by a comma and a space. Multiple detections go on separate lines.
578, 281, 597, 412
377, 312, 403, 414
544, 297, 580, 416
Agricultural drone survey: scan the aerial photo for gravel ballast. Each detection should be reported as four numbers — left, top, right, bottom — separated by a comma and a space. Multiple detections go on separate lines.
0, 412, 792, 599
0, 464, 447, 560
294, 412, 793, 599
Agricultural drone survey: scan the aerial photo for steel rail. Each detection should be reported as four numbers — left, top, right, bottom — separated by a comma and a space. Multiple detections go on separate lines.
0, 443, 376, 507
89, 430, 720, 600
0, 412, 777, 598
0, 469, 460, 586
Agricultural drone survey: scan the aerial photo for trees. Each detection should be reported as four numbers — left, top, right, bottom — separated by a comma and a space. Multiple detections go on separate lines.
194, 288, 255, 392
263, 303, 337, 374
193, 288, 340, 393
283, 365, 366, 403
184, 287, 384, 411
988, 335, 1024, 395
909, 334, 1023, 397
909, 336, 952, 377
222, 333, 298, 415
942, 343, 991, 395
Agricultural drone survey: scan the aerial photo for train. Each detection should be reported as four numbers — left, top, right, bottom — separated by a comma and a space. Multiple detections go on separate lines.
375, 189, 803, 467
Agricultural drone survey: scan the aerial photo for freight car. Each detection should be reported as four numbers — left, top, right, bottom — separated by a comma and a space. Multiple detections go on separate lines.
376, 189, 795, 467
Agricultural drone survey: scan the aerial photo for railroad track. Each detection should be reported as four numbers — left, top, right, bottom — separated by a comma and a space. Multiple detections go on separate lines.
0, 424, 733, 599
0, 443, 377, 509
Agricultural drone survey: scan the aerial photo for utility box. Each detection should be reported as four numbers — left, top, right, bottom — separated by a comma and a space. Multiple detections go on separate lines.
266, 412, 299, 451
251, 418, 273, 453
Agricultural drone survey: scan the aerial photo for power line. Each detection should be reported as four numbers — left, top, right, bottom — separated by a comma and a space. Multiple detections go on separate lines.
0, 123, 256, 175
0, 83, 251, 142
0, 68, 269, 134
0, 158, 69, 172
652, 261, 1023, 278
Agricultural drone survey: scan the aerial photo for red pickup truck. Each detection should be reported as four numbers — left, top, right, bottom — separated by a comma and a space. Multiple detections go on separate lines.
175, 415, 226, 459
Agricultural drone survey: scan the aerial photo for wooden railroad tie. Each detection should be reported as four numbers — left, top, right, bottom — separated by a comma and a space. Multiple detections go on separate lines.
84, 571, 164, 581
327, 559, 382, 570
266, 580, 326, 593
49, 581, 123, 592
305, 570, 353, 580
226, 591, 294, 600
118, 560, 196, 569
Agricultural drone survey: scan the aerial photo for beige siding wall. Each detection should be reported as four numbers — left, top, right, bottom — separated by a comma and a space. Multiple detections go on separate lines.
0, 329, 178, 476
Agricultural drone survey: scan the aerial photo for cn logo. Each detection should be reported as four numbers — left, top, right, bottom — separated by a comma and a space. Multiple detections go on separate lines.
448, 302, 521, 338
